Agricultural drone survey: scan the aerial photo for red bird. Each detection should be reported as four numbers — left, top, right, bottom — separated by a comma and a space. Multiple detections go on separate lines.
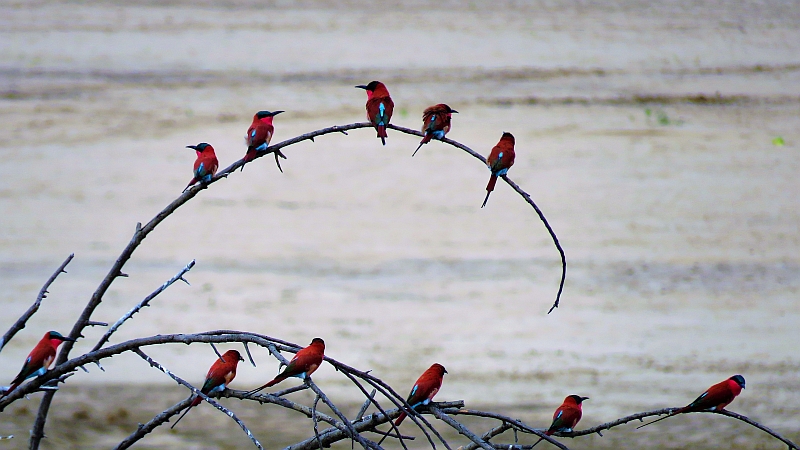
531, 395, 589, 447
2, 331, 75, 396
184, 143, 219, 192
356, 81, 394, 145
242, 110, 286, 172
413, 103, 458, 156
171, 350, 244, 429
246, 338, 325, 395
481, 132, 516, 208
637, 375, 746, 429
395, 363, 447, 426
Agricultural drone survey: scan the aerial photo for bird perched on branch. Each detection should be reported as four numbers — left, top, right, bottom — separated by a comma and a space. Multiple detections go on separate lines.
481, 132, 516, 208
246, 338, 325, 396
184, 143, 219, 192
637, 375, 746, 429
413, 103, 458, 156
356, 81, 394, 145
395, 363, 447, 425
243, 110, 286, 172
531, 395, 589, 447
1, 331, 76, 397
171, 349, 244, 429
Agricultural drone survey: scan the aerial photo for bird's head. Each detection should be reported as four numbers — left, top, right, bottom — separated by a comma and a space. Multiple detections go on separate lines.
442, 104, 458, 114
186, 142, 213, 153
730, 374, 746, 389
46, 331, 76, 346
355, 81, 388, 99
224, 350, 245, 362
256, 110, 284, 120
431, 363, 448, 376
310, 338, 325, 350
500, 132, 515, 145
567, 395, 589, 405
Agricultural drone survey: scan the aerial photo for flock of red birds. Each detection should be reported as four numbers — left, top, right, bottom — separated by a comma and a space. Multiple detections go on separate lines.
183, 81, 515, 208
2, 80, 747, 443
2, 332, 746, 440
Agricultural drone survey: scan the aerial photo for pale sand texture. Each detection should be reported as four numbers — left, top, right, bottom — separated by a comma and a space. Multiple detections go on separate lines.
1, 1, 799, 449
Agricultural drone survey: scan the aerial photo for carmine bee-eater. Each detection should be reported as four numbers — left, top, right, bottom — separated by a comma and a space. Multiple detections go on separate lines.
184, 143, 219, 192
171, 350, 244, 429
481, 132, 516, 208
395, 363, 447, 426
412, 103, 458, 156
356, 81, 394, 145
531, 395, 589, 447
246, 338, 325, 396
242, 110, 287, 172
2, 331, 76, 397
637, 375, 746, 429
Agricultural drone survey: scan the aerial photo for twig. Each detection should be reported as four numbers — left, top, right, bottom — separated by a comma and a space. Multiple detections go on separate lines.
210, 343, 226, 363
428, 406, 493, 450
114, 397, 194, 450
312, 394, 323, 450
91, 260, 196, 353
460, 423, 513, 450
709, 409, 799, 449
243, 342, 257, 367
306, 379, 375, 450
387, 123, 567, 314
340, 371, 410, 450
445, 409, 568, 450
0, 253, 74, 354
356, 389, 376, 421
132, 348, 264, 450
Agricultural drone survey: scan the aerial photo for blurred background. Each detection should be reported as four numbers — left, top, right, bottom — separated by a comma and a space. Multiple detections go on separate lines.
1, 1, 799, 448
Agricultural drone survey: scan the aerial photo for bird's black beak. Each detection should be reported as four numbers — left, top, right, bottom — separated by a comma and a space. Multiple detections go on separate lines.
581, 397, 590, 402
186, 145, 197, 150
270, 110, 285, 116
451, 110, 459, 114
355, 85, 368, 90
444, 369, 449, 374
239, 356, 245, 361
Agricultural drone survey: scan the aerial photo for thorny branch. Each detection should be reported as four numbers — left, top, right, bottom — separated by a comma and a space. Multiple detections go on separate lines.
132, 348, 264, 450
0, 253, 74, 354
385, 124, 567, 314
91, 259, 195, 354
6, 122, 792, 450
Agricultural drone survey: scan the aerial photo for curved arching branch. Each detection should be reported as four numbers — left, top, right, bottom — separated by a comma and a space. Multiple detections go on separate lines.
0, 253, 74, 354
560, 407, 797, 449
386, 124, 567, 314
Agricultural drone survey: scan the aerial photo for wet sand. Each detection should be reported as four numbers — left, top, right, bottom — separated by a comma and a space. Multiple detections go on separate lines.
1, 1, 799, 449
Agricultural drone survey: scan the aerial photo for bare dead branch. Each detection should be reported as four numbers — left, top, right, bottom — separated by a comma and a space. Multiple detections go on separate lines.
386, 123, 567, 314
0, 253, 74, 354
428, 406, 494, 450
445, 409, 568, 450
460, 422, 513, 450
306, 378, 376, 450
132, 348, 264, 450
114, 397, 194, 450
92, 260, 196, 353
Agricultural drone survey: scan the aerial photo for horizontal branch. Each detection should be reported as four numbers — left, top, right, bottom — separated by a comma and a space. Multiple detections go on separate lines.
564, 407, 797, 449
0, 253, 74, 354
445, 409, 568, 450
